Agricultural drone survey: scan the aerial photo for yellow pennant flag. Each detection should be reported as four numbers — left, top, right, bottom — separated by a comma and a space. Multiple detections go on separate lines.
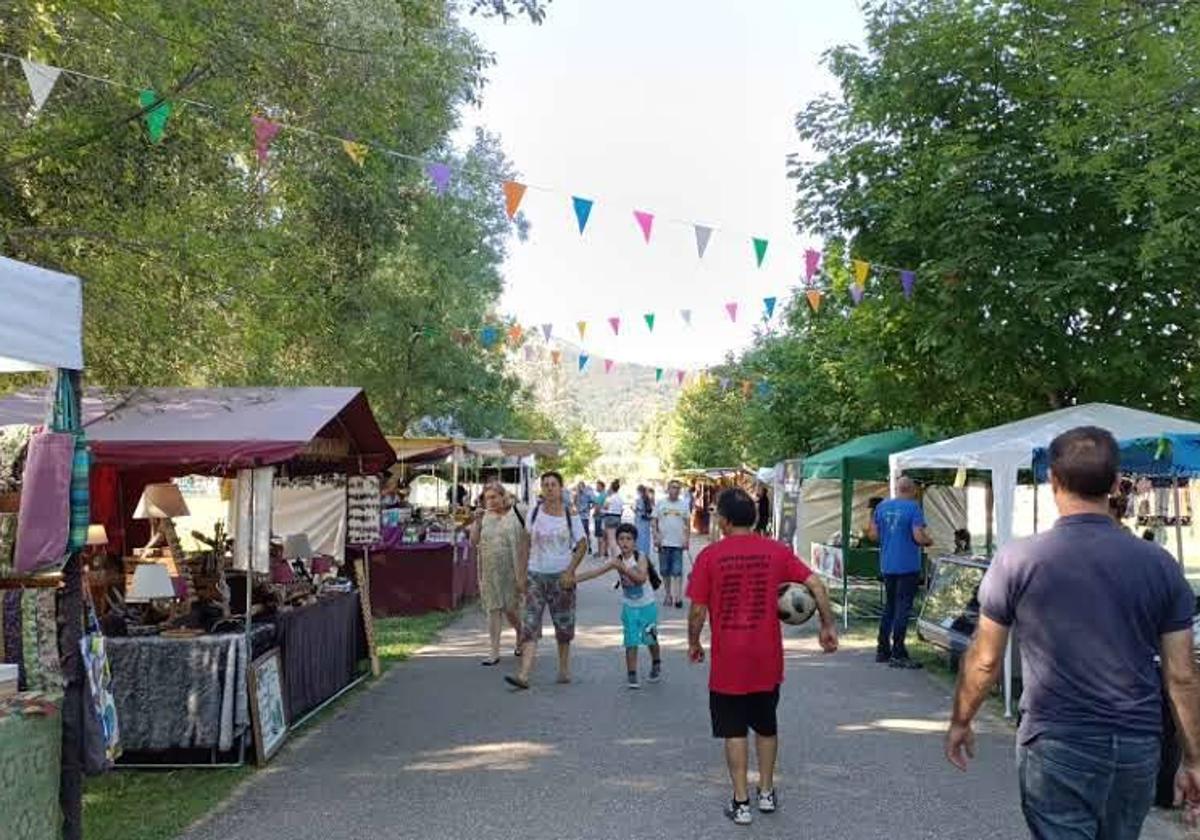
806, 289, 823, 313
577, 321, 587, 340
852, 259, 871, 286
342, 140, 368, 167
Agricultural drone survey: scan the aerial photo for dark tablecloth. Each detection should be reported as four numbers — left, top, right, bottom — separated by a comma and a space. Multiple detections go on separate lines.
272, 592, 366, 721
369, 542, 476, 616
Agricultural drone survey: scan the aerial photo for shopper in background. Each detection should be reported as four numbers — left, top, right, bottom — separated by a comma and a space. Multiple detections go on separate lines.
635, 485, 655, 558
754, 483, 772, 535
469, 484, 522, 666
946, 426, 1200, 837
592, 479, 607, 558
575, 480, 596, 553
866, 476, 933, 669
654, 479, 690, 608
602, 479, 625, 559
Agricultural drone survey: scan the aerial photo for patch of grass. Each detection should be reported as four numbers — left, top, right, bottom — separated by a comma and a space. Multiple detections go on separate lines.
83, 767, 250, 840
375, 609, 461, 662
84, 610, 460, 839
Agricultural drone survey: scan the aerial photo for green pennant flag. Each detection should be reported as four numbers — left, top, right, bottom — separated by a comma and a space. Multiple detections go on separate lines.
139, 89, 172, 143
655, 368, 663, 382
753, 237, 769, 268
644, 313, 655, 332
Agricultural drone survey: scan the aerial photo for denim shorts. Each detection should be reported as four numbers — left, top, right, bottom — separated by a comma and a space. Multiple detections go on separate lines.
658, 546, 684, 577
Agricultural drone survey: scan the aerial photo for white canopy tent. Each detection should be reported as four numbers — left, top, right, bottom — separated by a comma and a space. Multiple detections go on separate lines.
0, 256, 84, 372
891, 403, 1200, 550
891, 402, 1200, 716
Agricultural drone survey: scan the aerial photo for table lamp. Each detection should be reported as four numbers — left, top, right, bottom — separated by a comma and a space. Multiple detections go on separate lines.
126, 562, 176, 604
86, 523, 109, 548
133, 483, 190, 553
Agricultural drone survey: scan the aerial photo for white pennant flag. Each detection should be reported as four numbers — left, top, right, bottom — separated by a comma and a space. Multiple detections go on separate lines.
693, 224, 713, 259
20, 59, 62, 114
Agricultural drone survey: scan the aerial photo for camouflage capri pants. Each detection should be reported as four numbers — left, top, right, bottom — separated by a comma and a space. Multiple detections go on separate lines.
521, 571, 576, 644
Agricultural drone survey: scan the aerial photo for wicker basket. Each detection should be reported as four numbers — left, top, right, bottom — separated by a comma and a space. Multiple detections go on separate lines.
0, 493, 19, 514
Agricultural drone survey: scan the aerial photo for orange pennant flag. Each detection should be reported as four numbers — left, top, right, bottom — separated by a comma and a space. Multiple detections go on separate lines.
806, 289, 823, 313
551, 350, 562, 365
507, 324, 524, 345
503, 181, 527, 219
852, 259, 871, 286
741, 380, 753, 398
341, 140, 368, 167
577, 321, 587, 340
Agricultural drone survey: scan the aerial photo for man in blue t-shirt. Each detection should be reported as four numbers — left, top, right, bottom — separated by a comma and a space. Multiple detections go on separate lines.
867, 476, 933, 668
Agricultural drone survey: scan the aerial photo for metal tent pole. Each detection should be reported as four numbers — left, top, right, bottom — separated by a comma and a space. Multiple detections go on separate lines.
1173, 480, 1186, 567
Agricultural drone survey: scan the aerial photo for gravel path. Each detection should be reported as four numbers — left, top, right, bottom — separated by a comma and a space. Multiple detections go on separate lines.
179, 553, 1185, 839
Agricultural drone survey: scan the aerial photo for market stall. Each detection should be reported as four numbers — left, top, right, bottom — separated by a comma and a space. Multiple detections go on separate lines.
0, 256, 87, 839
892, 403, 1200, 715
0, 385, 394, 764
679, 467, 756, 536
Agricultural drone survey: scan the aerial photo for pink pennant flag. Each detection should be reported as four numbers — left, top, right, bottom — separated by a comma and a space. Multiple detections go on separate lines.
604, 359, 615, 374
724, 302, 738, 323
608, 316, 621, 335
633, 210, 654, 243
804, 248, 822, 282
541, 323, 553, 341
850, 283, 865, 305
676, 370, 686, 386
251, 115, 281, 165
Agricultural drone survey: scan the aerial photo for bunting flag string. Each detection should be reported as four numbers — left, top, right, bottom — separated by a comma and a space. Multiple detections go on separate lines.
572, 196, 593, 234
804, 248, 822, 282
694, 225, 713, 259
426, 162, 451, 195
806, 289, 823, 313
725, 302, 738, 323
20, 58, 60, 114
719, 377, 731, 391
680, 309, 692, 326
541, 323, 553, 341
251, 115, 281, 165
604, 359, 614, 374
633, 210, 654, 243
342, 139, 369, 167
480, 325, 498, 347
901, 270, 916, 300
507, 324, 524, 344
576, 321, 587, 340
655, 368, 664, 382
852, 258, 871, 286
608, 316, 621, 336
763, 297, 777, 320
753, 238, 769, 268
578, 354, 589, 371
676, 371, 686, 386
503, 180, 526, 219
643, 313, 655, 332
138, 89, 171, 143
551, 350, 562, 365
849, 283, 865, 305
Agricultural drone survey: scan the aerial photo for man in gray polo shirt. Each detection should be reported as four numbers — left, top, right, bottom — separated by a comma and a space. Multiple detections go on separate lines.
944, 426, 1200, 838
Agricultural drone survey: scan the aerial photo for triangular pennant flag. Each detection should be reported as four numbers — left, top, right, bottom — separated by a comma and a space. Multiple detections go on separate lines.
604, 359, 615, 374
139, 89, 172, 143
655, 368, 664, 382
524, 345, 535, 360
806, 289, 823, 313
551, 350, 562, 365
572, 196, 593, 234
719, 377, 731, 391
480, 325, 498, 347
725, 302, 738, 323
426, 162, 452, 195
541, 323, 553, 341
763, 297, 777, 319
20, 59, 61, 114
608, 316, 621, 336
804, 248, 821, 282
901, 270, 916, 299
694, 225, 713, 259
680, 309, 692, 326
756, 381, 771, 399
507, 324, 524, 344
503, 181, 526, 219
644, 313, 655, 332
852, 259, 871, 286
741, 380, 753, 398
633, 210, 654, 243
578, 354, 589, 372
676, 370, 686, 386
576, 321, 587, 340
342, 139, 368, 167
849, 283, 865, 305
251, 115, 282, 165
753, 238, 769, 268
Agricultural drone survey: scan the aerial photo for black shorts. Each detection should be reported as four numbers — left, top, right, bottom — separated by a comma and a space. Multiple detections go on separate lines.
709, 687, 780, 738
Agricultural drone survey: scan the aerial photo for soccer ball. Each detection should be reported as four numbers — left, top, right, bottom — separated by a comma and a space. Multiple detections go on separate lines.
777, 582, 817, 626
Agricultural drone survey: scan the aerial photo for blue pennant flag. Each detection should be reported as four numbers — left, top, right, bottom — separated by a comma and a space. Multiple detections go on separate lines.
578, 353, 589, 371
480, 325, 498, 347
572, 196, 594, 234
763, 297, 777, 319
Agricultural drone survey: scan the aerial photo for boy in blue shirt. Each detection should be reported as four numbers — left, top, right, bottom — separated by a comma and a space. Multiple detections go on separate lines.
867, 476, 934, 668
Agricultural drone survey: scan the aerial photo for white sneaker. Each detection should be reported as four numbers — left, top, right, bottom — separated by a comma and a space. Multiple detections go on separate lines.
757, 787, 777, 813
724, 800, 752, 826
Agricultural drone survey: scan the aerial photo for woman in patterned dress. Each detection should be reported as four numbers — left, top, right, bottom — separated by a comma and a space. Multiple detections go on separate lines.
469, 484, 523, 665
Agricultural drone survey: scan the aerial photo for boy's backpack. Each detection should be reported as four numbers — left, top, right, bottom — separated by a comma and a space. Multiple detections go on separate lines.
614, 550, 662, 591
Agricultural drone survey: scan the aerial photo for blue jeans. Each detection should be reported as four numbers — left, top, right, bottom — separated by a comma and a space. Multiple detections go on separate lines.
877, 573, 918, 657
658, 546, 684, 577
1017, 733, 1159, 840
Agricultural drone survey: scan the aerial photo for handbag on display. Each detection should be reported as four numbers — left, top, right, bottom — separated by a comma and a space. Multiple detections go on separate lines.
12, 431, 74, 574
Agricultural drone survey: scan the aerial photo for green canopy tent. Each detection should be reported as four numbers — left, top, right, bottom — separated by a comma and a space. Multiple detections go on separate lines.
801, 429, 925, 626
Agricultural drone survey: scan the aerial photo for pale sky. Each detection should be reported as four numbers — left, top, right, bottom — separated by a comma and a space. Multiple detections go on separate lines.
458, 1, 865, 370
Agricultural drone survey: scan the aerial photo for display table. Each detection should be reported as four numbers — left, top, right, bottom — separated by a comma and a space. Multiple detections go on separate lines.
108, 626, 273, 752
272, 591, 366, 721
369, 541, 476, 615
0, 692, 61, 840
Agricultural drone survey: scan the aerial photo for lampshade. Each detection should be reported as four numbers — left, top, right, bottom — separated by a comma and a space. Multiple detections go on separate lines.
85, 524, 109, 546
282, 533, 313, 560
133, 483, 190, 519
127, 563, 176, 602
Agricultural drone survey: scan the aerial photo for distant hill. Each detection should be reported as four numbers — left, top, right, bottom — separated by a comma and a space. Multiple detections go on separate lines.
510, 338, 680, 480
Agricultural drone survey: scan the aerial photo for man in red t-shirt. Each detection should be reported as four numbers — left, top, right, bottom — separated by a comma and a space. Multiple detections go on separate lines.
686, 487, 838, 826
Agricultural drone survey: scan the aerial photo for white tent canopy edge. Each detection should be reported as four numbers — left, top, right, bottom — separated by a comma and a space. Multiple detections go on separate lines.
0, 256, 84, 372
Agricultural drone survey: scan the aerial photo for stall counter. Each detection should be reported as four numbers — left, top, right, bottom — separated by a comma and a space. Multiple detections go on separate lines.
369, 540, 477, 615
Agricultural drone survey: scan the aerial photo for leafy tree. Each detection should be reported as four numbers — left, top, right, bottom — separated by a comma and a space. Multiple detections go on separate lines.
546, 423, 601, 481
0, 0, 547, 435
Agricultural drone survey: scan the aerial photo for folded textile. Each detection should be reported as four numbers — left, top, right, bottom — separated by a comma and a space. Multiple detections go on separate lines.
13, 431, 73, 573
